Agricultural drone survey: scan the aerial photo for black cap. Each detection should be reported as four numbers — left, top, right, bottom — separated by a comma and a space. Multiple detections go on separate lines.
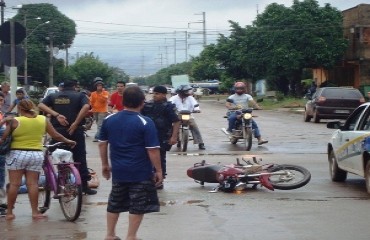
153, 86, 167, 94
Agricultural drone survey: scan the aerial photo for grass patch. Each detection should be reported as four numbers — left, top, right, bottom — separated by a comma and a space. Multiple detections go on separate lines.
258, 97, 306, 110
199, 94, 306, 110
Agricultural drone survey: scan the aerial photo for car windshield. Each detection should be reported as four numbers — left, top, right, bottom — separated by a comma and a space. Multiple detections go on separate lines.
47, 89, 58, 95
323, 89, 361, 98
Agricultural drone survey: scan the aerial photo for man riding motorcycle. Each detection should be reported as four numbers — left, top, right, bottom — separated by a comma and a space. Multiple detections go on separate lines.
169, 85, 206, 150
226, 82, 268, 145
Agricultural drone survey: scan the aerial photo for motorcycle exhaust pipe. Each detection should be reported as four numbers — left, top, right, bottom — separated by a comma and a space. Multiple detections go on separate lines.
234, 182, 247, 191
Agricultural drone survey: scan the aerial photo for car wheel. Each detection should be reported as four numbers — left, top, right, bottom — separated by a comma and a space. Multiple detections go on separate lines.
328, 150, 347, 182
313, 109, 320, 123
365, 161, 370, 194
304, 109, 311, 122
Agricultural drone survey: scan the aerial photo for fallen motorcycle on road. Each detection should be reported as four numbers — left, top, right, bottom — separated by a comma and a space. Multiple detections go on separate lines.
187, 157, 311, 192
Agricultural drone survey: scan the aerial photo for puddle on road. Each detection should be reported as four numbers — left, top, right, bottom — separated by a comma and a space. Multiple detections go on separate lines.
274, 197, 370, 201
160, 199, 206, 206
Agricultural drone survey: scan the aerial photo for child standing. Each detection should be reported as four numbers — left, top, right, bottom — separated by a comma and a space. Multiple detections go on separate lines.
7, 89, 28, 113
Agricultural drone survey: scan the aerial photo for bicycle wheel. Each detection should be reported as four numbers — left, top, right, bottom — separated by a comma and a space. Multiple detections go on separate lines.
58, 166, 82, 221
38, 172, 51, 214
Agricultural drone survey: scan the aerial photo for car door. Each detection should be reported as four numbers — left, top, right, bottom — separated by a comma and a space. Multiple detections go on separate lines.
333, 105, 369, 175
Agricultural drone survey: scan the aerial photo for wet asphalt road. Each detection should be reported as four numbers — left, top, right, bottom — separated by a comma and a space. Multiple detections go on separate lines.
1, 99, 370, 240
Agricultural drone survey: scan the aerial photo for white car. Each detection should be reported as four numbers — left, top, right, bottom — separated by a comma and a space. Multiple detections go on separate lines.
39, 87, 59, 102
148, 87, 154, 94
327, 102, 370, 193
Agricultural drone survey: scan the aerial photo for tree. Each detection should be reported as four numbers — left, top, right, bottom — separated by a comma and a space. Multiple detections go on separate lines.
109, 67, 130, 85
69, 53, 113, 91
195, 0, 347, 95
13, 3, 76, 86
191, 44, 221, 81
248, 0, 347, 94
145, 61, 193, 86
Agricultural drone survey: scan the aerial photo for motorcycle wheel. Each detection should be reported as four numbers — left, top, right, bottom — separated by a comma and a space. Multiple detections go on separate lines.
267, 164, 311, 190
177, 128, 182, 148
243, 127, 253, 151
181, 128, 189, 152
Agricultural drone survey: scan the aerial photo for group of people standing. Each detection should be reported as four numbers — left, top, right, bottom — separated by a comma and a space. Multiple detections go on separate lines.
0, 78, 268, 240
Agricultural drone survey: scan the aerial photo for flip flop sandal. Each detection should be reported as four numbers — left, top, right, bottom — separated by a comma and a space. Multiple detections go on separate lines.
32, 214, 48, 220
104, 237, 121, 240
258, 140, 268, 145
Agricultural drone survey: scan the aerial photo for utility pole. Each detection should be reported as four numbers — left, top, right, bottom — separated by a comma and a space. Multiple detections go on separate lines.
10, 20, 17, 102
0, 0, 4, 25
189, 12, 207, 47
174, 31, 189, 62
165, 46, 168, 67
174, 38, 176, 64
0, 0, 5, 74
140, 51, 145, 77
65, 47, 69, 67
185, 31, 188, 61
201, 12, 206, 47
47, 34, 54, 87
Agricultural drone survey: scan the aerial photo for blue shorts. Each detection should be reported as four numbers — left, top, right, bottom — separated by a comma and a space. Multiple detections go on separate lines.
107, 180, 160, 214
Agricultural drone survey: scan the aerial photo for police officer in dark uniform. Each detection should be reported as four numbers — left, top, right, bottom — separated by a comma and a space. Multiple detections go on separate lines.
38, 80, 97, 195
142, 85, 180, 189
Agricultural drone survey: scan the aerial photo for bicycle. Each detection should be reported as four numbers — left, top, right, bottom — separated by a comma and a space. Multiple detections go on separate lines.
38, 142, 83, 222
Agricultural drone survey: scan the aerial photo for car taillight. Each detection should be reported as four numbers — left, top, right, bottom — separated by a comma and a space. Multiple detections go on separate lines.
317, 96, 326, 103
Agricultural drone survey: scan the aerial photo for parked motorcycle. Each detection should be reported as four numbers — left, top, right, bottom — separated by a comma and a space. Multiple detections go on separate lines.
177, 110, 192, 152
187, 157, 311, 192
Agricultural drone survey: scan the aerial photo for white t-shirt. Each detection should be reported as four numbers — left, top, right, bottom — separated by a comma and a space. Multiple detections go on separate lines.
169, 95, 200, 117
227, 94, 254, 109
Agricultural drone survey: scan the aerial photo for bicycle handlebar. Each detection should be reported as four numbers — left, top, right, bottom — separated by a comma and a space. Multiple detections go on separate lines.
43, 142, 66, 149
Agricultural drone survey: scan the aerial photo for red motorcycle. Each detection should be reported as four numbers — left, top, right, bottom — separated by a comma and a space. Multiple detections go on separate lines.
187, 157, 311, 192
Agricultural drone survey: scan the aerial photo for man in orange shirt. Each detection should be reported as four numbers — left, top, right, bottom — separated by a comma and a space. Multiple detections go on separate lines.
90, 77, 109, 142
108, 81, 125, 113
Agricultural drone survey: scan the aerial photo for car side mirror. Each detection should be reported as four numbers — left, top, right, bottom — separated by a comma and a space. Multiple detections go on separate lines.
327, 121, 342, 129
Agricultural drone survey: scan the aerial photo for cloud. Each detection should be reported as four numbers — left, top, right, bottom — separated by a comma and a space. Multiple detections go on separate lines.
8, 0, 367, 76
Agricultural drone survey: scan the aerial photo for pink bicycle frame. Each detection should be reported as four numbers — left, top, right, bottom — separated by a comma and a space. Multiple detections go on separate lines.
43, 153, 81, 198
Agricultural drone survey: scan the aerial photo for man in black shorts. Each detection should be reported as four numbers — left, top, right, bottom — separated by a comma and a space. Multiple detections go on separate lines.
98, 86, 163, 240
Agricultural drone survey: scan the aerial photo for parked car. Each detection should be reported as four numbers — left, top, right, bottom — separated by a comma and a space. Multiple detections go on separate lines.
327, 102, 370, 193
304, 87, 365, 123
166, 87, 174, 94
148, 87, 154, 94
39, 87, 59, 103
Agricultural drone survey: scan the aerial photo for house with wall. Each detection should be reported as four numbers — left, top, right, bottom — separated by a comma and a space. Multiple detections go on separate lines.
313, 4, 370, 94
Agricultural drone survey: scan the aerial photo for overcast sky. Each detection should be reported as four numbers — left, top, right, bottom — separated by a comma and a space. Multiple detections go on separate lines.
5, 0, 367, 77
